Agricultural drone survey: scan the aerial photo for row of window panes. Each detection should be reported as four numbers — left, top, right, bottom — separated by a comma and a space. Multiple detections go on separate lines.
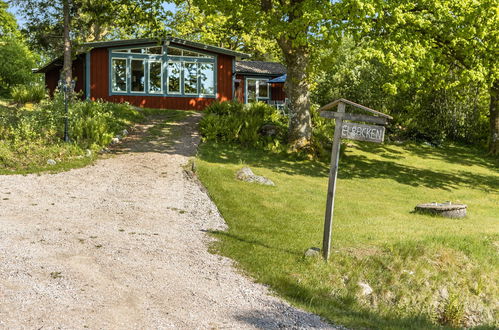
167, 62, 215, 94
246, 79, 269, 103
112, 58, 215, 95
113, 46, 214, 58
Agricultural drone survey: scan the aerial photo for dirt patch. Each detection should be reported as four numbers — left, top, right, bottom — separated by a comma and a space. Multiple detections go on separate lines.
0, 113, 334, 329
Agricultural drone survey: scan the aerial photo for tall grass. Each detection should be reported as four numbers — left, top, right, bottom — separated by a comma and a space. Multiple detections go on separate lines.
11, 84, 46, 104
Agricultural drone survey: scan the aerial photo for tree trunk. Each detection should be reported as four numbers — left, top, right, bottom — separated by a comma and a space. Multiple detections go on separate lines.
489, 80, 499, 155
280, 41, 312, 150
62, 0, 72, 88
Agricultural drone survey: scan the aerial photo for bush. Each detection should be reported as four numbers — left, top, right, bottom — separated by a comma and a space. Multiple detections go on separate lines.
0, 93, 145, 172
11, 84, 46, 104
1, 92, 143, 149
199, 101, 287, 150
0, 37, 37, 94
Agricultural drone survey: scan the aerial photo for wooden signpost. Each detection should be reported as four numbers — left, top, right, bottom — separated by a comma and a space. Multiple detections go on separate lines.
319, 99, 392, 261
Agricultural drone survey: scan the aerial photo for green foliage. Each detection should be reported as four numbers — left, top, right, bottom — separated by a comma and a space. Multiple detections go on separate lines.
11, 84, 47, 104
166, 2, 280, 61
339, 0, 498, 151
0, 95, 144, 173
69, 100, 142, 148
0, 1, 38, 95
0, 37, 37, 95
312, 35, 490, 146
0, 1, 18, 37
199, 101, 287, 150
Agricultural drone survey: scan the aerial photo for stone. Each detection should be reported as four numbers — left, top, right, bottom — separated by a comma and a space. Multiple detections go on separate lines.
358, 281, 373, 296
122, 129, 129, 136
439, 287, 449, 300
415, 202, 467, 218
111, 137, 120, 144
304, 247, 321, 258
85, 149, 92, 157
235, 167, 275, 186
259, 124, 278, 137
47, 159, 56, 165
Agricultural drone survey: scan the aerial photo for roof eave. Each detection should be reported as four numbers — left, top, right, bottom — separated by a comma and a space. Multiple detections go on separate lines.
82, 37, 250, 58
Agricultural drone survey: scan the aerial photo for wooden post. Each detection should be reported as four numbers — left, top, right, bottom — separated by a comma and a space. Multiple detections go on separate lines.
322, 101, 345, 260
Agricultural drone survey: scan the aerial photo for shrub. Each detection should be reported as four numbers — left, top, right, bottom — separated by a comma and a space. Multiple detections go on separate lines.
199, 101, 287, 150
11, 84, 46, 104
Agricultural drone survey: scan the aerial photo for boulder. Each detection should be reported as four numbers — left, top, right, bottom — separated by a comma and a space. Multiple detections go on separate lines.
259, 124, 278, 137
235, 167, 275, 186
304, 247, 321, 258
358, 281, 373, 296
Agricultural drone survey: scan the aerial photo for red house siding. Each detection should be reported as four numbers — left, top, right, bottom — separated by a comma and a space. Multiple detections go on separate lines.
88, 48, 233, 110
45, 55, 85, 97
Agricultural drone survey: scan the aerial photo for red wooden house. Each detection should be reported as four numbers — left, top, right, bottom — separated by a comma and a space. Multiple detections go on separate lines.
36, 37, 286, 110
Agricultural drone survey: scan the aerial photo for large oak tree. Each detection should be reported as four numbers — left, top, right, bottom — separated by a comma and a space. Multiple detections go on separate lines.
191, 0, 336, 149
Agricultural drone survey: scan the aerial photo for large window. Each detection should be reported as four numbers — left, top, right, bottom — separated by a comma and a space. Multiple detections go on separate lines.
109, 45, 216, 96
246, 79, 269, 103
112, 58, 127, 93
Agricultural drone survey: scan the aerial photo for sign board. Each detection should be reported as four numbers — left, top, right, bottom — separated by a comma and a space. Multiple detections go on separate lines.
317, 99, 392, 261
341, 122, 385, 143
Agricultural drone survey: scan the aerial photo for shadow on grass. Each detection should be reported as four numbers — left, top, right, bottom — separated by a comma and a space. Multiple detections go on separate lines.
356, 142, 499, 169
207, 229, 300, 256
198, 142, 499, 192
113, 111, 202, 158
253, 278, 457, 330
340, 153, 499, 192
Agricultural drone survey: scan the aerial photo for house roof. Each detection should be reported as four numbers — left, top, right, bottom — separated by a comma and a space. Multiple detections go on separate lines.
35, 36, 250, 74
235, 61, 287, 76
268, 74, 286, 83
83, 37, 250, 58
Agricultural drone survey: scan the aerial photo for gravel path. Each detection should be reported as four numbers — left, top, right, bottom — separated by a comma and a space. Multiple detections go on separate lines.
0, 113, 333, 329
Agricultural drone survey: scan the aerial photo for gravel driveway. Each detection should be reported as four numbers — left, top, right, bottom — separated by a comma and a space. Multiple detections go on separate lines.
0, 113, 333, 329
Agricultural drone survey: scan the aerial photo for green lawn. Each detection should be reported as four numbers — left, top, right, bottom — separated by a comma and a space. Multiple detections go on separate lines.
195, 140, 499, 329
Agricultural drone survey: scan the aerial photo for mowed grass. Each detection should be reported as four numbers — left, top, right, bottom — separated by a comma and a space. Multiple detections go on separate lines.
196, 140, 499, 329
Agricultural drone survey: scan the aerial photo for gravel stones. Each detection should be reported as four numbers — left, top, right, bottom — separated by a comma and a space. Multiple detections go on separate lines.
0, 113, 334, 329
